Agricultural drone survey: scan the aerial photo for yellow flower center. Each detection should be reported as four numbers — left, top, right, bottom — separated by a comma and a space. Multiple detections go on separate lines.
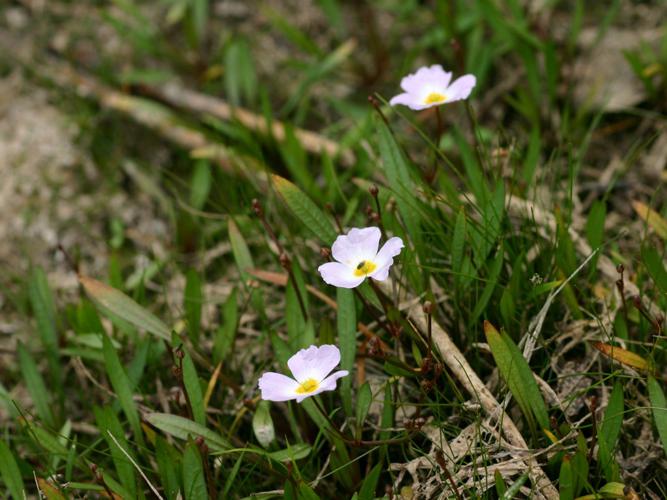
353, 260, 377, 277
424, 92, 446, 105
296, 378, 320, 394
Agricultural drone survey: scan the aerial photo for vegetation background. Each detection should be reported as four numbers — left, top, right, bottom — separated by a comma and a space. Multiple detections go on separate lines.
1, 0, 667, 498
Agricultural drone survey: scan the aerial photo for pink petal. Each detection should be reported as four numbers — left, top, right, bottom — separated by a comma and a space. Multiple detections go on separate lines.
331, 227, 381, 266
258, 372, 300, 402
318, 262, 365, 289
288, 344, 341, 383
389, 92, 420, 108
400, 65, 452, 94
445, 74, 476, 102
369, 237, 404, 281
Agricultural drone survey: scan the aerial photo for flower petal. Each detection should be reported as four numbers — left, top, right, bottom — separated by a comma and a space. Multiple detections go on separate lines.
445, 74, 476, 102
318, 262, 365, 288
400, 65, 451, 94
331, 227, 381, 265
369, 237, 404, 281
373, 237, 404, 268
258, 372, 300, 402
288, 344, 341, 383
295, 370, 349, 403
389, 92, 421, 108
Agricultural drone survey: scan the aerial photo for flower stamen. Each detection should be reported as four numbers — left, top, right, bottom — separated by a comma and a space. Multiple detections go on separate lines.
354, 260, 377, 277
424, 92, 446, 105
295, 378, 320, 394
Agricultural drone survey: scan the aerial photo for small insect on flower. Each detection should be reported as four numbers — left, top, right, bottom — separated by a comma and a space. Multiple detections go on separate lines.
389, 64, 476, 110
258, 345, 349, 403
318, 226, 404, 289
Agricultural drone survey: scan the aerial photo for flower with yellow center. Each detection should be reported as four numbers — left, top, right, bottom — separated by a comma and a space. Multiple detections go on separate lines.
318, 226, 404, 289
389, 64, 476, 110
258, 345, 349, 403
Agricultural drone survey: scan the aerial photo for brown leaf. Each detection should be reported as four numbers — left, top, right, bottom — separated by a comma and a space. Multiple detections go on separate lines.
592, 342, 649, 371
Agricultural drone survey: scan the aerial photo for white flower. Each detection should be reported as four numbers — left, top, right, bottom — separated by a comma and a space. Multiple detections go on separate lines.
318, 227, 404, 289
258, 345, 349, 403
389, 64, 476, 110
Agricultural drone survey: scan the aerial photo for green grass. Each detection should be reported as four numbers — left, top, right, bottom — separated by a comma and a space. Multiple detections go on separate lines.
2, 0, 667, 498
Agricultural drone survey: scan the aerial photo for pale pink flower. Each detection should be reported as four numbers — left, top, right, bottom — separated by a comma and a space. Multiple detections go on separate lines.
258, 345, 349, 403
389, 64, 476, 110
318, 227, 404, 289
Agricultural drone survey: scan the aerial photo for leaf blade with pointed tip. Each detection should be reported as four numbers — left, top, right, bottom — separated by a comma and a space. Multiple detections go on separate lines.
272, 174, 337, 242
80, 275, 171, 341
146, 413, 231, 452
484, 321, 549, 433
592, 342, 649, 372
632, 200, 667, 240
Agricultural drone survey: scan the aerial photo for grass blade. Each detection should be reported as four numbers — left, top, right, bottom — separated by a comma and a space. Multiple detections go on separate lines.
17, 342, 55, 428
0, 440, 24, 500
28, 267, 62, 389
597, 382, 623, 481
647, 376, 667, 458
337, 287, 356, 416
102, 333, 144, 446
182, 440, 208, 500
184, 269, 203, 343
182, 351, 206, 426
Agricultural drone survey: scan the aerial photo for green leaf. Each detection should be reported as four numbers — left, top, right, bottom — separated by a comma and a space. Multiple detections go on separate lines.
337, 288, 356, 416
642, 246, 667, 296
451, 208, 467, 288
272, 174, 337, 243
252, 400, 275, 448
213, 289, 238, 362
483, 321, 549, 433
222, 451, 244, 498
94, 406, 137, 497
470, 246, 504, 324
358, 463, 381, 500
585, 200, 606, 273
156, 437, 181, 500
182, 441, 208, 500
266, 443, 311, 462
228, 219, 254, 280
80, 276, 171, 341
598, 383, 623, 481
182, 351, 206, 426
184, 270, 203, 343
17, 342, 55, 428
648, 376, 667, 458
28, 267, 62, 387
102, 333, 144, 446
494, 470, 507, 497
376, 118, 422, 244
0, 440, 24, 500
380, 383, 394, 443
559, 456, 574, 500
356, 382, 372, 440
190, 160, 211, 210
146, 413, 231, 452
